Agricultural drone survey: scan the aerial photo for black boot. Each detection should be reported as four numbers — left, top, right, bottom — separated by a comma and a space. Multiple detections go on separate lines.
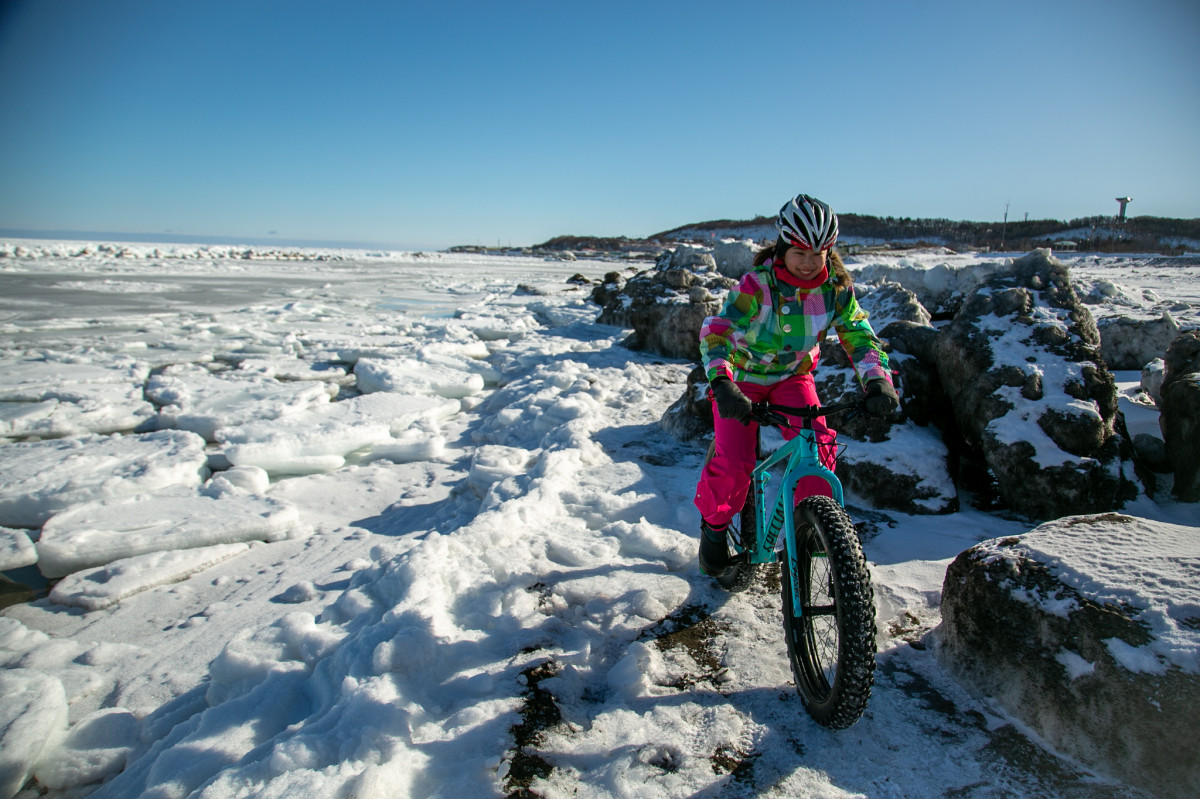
698, 520, 731, 577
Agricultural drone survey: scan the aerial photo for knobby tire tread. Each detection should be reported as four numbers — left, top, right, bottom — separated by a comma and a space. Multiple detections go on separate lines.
782, 495, 876, 728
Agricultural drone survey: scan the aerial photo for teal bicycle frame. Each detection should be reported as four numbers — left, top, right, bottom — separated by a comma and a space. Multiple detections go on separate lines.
737, 400, 860, 605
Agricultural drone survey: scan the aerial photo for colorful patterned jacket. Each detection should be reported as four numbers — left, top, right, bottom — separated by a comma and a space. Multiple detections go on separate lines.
699, 259, 892, 387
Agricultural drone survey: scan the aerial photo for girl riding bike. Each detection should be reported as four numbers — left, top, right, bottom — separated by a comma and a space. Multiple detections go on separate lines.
695, 193, 898, 578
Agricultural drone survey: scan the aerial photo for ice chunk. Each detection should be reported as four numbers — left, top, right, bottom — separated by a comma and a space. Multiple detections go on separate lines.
219, 392, 459, 475
0, 385, 155, 440
355, 357, 484, 398
0, 526, 38, 570
0, 669, 68, 799
146, 365, 335, 441
33, 708, 139, 791
0, 431, 210, 528
0, 357, 155, 439
235, 357, 350, 382
37, 492, 297, 577
0, 357, 150, 402
49, 542, 252, 609
203, 465, 271, 497
366, 429, 446, 464
467, 445, 539, 498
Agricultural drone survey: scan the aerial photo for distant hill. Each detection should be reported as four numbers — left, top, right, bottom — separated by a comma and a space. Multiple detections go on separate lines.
533, 214, 1200, 255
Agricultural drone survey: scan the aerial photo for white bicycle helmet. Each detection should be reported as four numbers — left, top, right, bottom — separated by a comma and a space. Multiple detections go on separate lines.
776, 194, 838, 251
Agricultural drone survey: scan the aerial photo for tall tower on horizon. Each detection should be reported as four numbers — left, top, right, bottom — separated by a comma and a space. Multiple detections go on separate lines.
1115, 197, 1132, 220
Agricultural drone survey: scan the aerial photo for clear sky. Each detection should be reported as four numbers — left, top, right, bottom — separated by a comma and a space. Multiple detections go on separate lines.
1, 0, 1197, 250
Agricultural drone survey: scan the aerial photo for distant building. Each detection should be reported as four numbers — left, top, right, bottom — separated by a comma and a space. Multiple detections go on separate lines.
1054, 240, 1078, 252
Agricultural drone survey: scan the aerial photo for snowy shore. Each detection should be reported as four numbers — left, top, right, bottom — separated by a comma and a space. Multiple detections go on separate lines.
1, 242, 1196, 798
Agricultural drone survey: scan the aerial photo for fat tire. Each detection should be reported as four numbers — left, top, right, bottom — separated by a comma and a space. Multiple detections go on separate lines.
781, 495, 876, 728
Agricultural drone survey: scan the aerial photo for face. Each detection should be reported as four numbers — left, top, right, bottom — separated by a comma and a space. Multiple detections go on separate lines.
782, 246, 827, 280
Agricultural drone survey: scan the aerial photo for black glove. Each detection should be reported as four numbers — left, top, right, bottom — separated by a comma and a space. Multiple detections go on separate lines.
864, 378, 899, 417
710, 377, 753, 424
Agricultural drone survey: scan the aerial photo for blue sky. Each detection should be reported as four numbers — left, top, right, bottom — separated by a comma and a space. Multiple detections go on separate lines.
1, 0, 1197, 250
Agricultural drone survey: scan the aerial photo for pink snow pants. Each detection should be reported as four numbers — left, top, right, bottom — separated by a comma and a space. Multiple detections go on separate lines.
694, 373, 837, 528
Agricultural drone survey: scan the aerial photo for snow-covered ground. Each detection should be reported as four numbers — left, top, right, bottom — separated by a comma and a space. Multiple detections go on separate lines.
0, 242, 1197, 798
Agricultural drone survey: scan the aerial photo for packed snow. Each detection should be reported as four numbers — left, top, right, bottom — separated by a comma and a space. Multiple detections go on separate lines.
0, 240, 1197, 798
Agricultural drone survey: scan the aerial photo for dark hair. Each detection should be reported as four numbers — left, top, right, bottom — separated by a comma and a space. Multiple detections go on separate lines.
754, 242, 852, 289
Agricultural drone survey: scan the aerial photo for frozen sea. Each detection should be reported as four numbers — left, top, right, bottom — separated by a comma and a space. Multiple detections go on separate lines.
0, 241, 1197, 798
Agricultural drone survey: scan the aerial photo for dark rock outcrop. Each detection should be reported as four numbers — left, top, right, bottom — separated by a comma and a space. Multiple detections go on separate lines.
1158, 330, 1200, 501
938, 514, 1200, 799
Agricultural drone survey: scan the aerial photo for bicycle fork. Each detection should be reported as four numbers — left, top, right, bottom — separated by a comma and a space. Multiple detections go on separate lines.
749, 429, 844, 618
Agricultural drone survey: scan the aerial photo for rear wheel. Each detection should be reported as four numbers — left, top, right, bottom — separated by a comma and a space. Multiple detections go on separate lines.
781, 495, 876, 728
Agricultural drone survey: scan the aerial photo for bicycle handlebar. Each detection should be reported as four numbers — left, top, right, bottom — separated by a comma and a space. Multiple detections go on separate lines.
749, 398, 865, 428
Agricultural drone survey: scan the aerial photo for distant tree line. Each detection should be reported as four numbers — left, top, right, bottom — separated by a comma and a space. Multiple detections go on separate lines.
530, 214, 1199, 255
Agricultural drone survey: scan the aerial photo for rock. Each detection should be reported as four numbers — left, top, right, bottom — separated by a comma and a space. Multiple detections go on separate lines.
656, 244, 717, 273
1159, 330, 1200, 501
836, 421, 958, 514
933, 250, 1122, 519
810, 350, 957, 515
1141, 358, 1166, 405
658, 366, 713, 441
1097, 311, 1181, 370
1131, 433, 1171, 473
594, 266, 733, 361
938, 514, 1200, 799
712, 239, 757, 278
855, 281, 933, 330
590, 271, 629, 308
878, 322, 951, 430
853, 258, 1011, 316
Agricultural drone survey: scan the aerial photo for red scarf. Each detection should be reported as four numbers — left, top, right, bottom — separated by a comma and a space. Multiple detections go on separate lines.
770, 259, 828, 290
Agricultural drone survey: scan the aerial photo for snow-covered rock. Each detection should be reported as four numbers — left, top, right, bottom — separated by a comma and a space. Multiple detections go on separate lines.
933, 250, 1122, 519
712, 239, 757, 278
938, 514, 1200, 799
656, 243, 717, 272
855, 280, 933, 330
594, 266, 730, 361
1096, 311, 1181, 370
1141, 357, 1166, 404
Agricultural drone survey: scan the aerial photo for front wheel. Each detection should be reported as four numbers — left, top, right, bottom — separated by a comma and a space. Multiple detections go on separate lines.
781, 495, 876, 728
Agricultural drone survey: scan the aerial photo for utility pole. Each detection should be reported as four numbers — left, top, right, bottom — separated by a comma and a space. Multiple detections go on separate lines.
1000, 202, 1009, 251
